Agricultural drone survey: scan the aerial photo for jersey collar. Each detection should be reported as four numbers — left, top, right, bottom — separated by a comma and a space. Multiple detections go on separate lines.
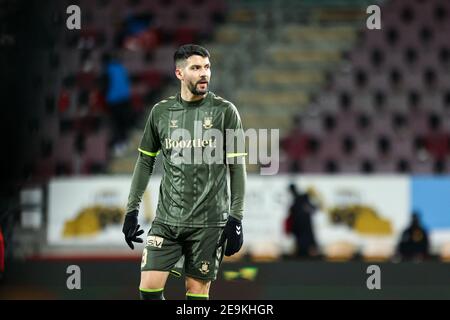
177, 92, 212, 108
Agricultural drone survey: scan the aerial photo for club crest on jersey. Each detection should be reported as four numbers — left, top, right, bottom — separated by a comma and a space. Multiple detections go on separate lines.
203, 117, 213, 129
169, 120, 178, 128
199, 261, 210, 275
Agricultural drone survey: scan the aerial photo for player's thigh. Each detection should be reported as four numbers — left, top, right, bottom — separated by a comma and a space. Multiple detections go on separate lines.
140, 270, 170, 289
141, 222, 183, 274
185, 276, 211, 294
183, 226, 224, 282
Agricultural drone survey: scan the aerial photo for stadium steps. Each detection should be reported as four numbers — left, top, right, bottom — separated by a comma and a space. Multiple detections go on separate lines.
107, 129, 142, 174
108, 157, 136, 175
106, 0, 372, 175
268, 47, 343, 65
241, 112, 293, 131
279, 25, 357, 48
208, 0, 368, 134
251, 68, 325, 89
312, 6, 368, 25
236, 89, 309, 110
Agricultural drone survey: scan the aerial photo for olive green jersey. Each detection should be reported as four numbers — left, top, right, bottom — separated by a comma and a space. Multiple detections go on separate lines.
138, 91, 246, 228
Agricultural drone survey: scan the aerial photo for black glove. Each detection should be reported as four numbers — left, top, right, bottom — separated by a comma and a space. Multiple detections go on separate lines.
122, 210, 144, 250
218, 216, 243, 256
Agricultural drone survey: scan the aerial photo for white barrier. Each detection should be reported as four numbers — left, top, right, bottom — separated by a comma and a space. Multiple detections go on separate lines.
47, 175, 419, 257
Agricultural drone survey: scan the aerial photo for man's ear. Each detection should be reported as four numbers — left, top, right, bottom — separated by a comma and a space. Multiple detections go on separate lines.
175, 68, 183, 81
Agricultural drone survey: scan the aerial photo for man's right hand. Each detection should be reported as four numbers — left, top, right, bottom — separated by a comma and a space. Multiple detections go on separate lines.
122, 210, 144, 250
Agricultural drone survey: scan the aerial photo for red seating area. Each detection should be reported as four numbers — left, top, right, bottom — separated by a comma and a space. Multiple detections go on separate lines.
33, 0, 227, 181
281, 0, 450, 174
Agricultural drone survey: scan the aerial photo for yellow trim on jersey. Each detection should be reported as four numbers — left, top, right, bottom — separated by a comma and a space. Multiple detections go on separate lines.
138, 148, 160, 157
226, 152, 247, 158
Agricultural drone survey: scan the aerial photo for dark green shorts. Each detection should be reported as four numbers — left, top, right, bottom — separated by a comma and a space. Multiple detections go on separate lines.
141, 221, 225, 281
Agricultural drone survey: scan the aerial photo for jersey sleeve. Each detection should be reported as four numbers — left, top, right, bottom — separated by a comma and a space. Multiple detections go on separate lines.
138, 107, 161, 157
224, 103, 247, 163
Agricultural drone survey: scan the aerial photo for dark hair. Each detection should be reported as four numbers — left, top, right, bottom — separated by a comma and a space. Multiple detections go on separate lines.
173, 44, 210, 66
288, 183, 298, 196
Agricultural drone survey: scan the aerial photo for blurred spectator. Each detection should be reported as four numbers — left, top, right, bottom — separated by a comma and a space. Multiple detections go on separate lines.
101, 53, 133, 156
57, 76, 75, 114
89, 87, 107, 114
422, 113, 450, 161
57, 88, 71, 113
285, 184, 319, 258
116, 12, 159, 51
125, 13, 154, 37
281, 116, 310, 173
396, 212, 430, 261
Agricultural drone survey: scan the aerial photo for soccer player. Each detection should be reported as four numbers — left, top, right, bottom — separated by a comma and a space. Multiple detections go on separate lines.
122, 44, 247, 300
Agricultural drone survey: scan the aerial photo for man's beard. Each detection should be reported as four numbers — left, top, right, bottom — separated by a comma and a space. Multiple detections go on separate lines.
188, 79, 209, 96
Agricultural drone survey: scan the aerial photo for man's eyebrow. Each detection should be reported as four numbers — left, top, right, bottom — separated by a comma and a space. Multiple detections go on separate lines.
190, 63, 211, 68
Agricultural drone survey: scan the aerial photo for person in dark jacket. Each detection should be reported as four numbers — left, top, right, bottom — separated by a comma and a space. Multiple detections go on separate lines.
286, 184, 318, 258
397, 211, 430, 261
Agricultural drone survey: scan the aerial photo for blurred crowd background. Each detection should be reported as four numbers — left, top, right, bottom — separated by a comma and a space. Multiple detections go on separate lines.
1, 0, 450, 299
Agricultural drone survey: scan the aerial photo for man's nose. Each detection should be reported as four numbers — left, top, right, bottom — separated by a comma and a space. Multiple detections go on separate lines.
200, 68, 208, 78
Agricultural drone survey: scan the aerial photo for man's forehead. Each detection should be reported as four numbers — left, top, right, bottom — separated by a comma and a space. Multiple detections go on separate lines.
186, 55, 210, 65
